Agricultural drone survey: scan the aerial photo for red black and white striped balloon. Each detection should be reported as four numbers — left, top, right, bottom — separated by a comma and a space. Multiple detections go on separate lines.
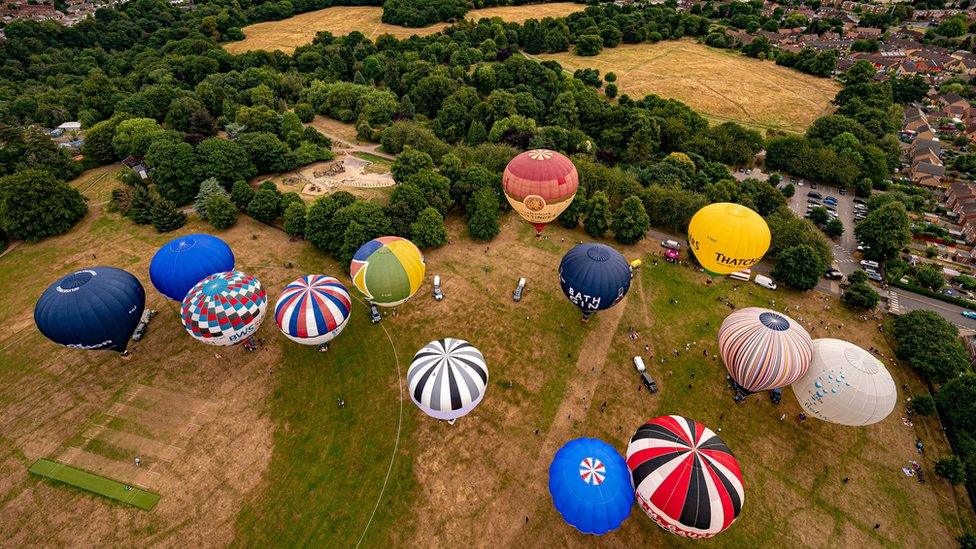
626, 415, 744, 539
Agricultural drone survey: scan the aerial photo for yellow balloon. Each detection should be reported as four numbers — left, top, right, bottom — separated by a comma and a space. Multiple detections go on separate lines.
687, 203, 771, 274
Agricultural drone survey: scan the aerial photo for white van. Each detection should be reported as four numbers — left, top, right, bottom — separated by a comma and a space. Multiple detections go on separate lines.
728, 269, 752, 282
432, 275, 443, 301
661, 240, 681, 250
753, 274, 777, 290
633, 356, 646, 373
860, 260, 879, 270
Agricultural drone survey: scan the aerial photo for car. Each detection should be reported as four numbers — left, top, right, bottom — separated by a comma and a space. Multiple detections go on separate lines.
131, 309, 157, 341
809, 182, 818, 189
513, 277, 526, 302
432, 275, 443, 301
857, 244, 871, 252
661, 239, 681, 250
753, 274, 777, 290
839, 187, 847, 195
824, 196, 837, 204
808, 192, 823, 199
963, 310, 976, 320
864, 270, 883, 282
728, 269, 752, 282
771, 388, 782, 405
634, 356, 647, 372
860, 259, 879, 270
944, 288, 961, 298
665, 248, 679, 262
824, 269, 844, 281
370, 303, 382, 323
807, 197, 822, 205
640, 372, 659, 393
797, 180, 804, 186
853, 198, 866, 205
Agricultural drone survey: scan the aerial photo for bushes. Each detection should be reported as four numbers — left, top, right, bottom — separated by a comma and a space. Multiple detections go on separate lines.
910, 394, 936, 416
467, 187, 500, 242
411, 207, 448, 248
893, 310, 970, 384
611, 195, 650, 245
935, 456, 967, 485
150, 198, 187, 232
0, 170, 87, 242
206, 194, 238, 230
574, 35, 604, 56
771, 244, 826, 291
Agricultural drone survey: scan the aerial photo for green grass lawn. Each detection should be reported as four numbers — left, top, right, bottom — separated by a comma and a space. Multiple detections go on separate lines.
29, 459, 159, 511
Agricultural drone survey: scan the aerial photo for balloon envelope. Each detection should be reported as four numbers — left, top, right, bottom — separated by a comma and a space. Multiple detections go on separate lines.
559, 243, 632, 313
274, 275, 351, 345
34, 267, 145, 353
627, 415, 744, 539
181, 271, 267, 346
718, 307, 812, 392
688, 203, 770, 274
792, 338, 897, 426
408, 338, 488, 420
350, 236, 425, 307
502, 149, 579, 232
149, 234, 234, 301
549, 437, 634, 535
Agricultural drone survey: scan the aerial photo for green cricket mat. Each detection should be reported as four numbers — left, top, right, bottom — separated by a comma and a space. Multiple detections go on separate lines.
29, 458, 160, 511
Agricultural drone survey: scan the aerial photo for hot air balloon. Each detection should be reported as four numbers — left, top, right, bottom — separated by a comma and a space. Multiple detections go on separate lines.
408, 338, 487, 421
350, 236, 425, 307
549, 438, 634, 535
274, 275, 351, 347
502, 149, 579, 234
792, 338, 897, 426
626, 416, 744, 539
718, 307, 812, 393
34, 267, 146, 354
687, 202, 770, 275
558, 243, 632, 320
149, 234, 234, 301
181, 271, 267, 347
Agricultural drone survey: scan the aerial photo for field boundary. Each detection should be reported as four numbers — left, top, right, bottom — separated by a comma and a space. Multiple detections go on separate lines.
28, 458, 161, 511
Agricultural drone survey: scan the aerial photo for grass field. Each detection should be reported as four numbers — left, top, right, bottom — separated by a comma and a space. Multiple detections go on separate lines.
0, 170, 972, 546
536, 40, 841, 134
29, 459, 160, 510
223, 3, 585, 54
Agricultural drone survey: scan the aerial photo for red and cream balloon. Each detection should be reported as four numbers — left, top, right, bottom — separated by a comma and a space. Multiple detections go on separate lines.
502, 149, 579, 233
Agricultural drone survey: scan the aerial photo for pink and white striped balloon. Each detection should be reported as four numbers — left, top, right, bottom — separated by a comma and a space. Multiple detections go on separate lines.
717, 307, 812, 392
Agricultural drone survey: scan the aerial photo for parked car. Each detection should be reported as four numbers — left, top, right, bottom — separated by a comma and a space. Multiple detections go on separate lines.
640, 372, 659, 393
857, 244, 871, 252
665, 248, 679, 263
839, 187, 847, 195
807, 197, 822, 205
864, 269, 883, 282
728, 269, 752, 282
771, 388, 782, 404
808, 192, 823, 199
432, 275, 443, 301
824, 196, 838, 205
753, 274, 777, 290
513, 277, 526, 302
634, 356, 646, 372
962, 310, 976, 320
944, 288, 961, 298
853, 198, 866, 205
661, 239, 681, 250
370, 303, 381, 323
824, 269, 844, 281
860, 259, 879, 270
809, 182, 818, 189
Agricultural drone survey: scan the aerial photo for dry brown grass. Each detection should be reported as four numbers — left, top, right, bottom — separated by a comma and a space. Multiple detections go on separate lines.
223, 3, 584, 54
536, 40, 841, 134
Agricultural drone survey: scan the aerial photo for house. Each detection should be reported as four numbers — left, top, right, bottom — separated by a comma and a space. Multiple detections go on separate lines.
121, 155, 149, 180
57, 121, 81, 132
911, 162, 946, 188
947, 181, 976, 242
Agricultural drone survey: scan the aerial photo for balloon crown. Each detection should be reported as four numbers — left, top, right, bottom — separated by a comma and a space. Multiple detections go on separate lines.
759, 311, 790, 331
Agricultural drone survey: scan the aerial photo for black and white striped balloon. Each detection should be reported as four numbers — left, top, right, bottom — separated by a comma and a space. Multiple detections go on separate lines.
408, 338, 488, 421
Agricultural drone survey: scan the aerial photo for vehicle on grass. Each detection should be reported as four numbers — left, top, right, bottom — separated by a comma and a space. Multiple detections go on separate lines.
634, 356, 646, 372
433, 275, 443, 301
369, 303, 381, 323
661, 239, 681, 250
824, 269, 844, 281
771, 388, 782, 404
131, 309, 158, 342
513, 277, 526, 302
665, 248, 679, 263
753, 274, 777, 290
963, 310, 976, 320
728, 269, 752, 282
640, 372, 659, 393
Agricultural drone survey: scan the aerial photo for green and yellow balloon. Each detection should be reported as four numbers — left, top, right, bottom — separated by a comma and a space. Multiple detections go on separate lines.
350, 236, 426, 307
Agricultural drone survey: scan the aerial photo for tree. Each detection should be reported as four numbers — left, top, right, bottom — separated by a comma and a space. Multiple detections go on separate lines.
231, 180, 255, 210
467, 121, 488, 146
915, 265, 944, 290
150, 198, 187, 233
126, 184, 155, 225
575, 34, 604, 56
82, 113, 129, 164
237, 132, 293, 173
808, 206, 830, 226
894, 311, 970, 383
771, 244, 826, 291
196, 138, 256, 187
112, 118, 164, 158
842, 281, 879, 310
853, 177, 872, 198
605, 83, 618, 99
558, 188, 586, 229
939, 374, 976, 430
387, 183, 429, 237
283, 201, 307, 237
247, 188, 282, 224
611, 195, 650, 245
391, 146, 434, 183
910, 394, 936, 416
959, 533, 976, 549
407, 169, 453, 217
935, 456, 967, 485
467, 186, 500, 241
584, 191, 611, 238
411, 207, 448, 248
194, 177, 229, 220
0, 170, 87, 242
782, 183, 795, 198
294, 103, 315, 123
843, 59, 877, 86
205, 194, 238, 230
146, 139, 198, 205
854, 202, 911, 261
165, 97, 212, 135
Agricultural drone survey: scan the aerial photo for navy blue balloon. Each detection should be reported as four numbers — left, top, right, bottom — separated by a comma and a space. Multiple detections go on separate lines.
149, 234, 234, 301
559, 243, 632, 312
549, 438, 634, 535
34, 267, 146, 353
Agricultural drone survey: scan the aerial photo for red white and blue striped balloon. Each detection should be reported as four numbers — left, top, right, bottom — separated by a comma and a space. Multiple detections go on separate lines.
717, 307, 812, 392
274, 275, 352, 346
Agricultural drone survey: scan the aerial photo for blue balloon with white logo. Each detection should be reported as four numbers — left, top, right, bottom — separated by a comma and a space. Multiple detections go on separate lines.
558, 243, 632, 315
149, 234, 234, 301
548, 437, 634, 535
34, 267, 146, 353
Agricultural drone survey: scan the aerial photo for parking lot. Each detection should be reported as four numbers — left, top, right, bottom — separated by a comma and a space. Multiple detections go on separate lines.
784, 178, 862, 275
